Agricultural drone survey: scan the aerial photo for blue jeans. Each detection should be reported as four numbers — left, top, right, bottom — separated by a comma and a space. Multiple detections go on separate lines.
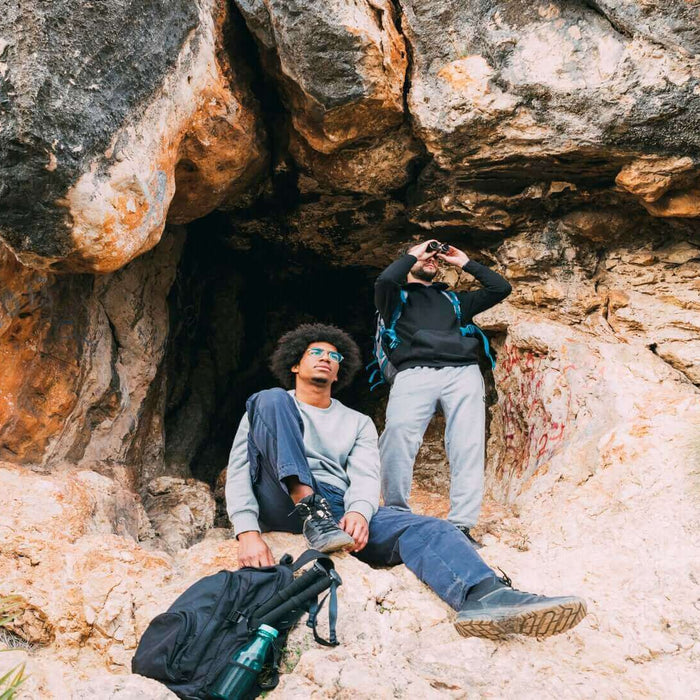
245, 388, 494, 610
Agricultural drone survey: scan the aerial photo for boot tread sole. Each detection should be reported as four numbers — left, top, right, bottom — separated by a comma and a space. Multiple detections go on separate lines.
304, 532, 355, 553
454, 599, 587, 640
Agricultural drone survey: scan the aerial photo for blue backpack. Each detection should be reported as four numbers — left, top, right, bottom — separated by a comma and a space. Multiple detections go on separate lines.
367, 289, 495, 391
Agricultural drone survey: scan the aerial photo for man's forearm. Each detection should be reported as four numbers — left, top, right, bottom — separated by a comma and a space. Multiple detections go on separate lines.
375, 254, 416, 319
230, 510, 261, 537
459, 260, 512, 318
225, 414, 261, 536
376, 254, 416, 286
344, 419, 381, 524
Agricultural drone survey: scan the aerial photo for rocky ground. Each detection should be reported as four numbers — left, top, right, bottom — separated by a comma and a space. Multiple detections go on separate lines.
1, 301, 699, 697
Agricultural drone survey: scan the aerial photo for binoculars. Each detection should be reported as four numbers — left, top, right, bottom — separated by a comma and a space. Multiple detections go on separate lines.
427, 241, 450, 254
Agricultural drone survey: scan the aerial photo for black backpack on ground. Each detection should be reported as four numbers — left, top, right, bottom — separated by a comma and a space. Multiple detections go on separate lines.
131, 550, 341, 700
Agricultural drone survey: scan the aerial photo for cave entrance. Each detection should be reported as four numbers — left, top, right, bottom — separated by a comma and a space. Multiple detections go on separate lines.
164, 213, 380, 487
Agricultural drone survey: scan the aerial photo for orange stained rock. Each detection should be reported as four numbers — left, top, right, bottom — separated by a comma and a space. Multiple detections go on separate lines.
0, 253, 83, 463
641, 188, 700, 218
615, 156, 695, 202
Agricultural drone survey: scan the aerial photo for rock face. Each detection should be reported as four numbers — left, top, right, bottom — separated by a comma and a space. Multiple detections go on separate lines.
1, 0, 700, 697
236, 0, 408, 150
0, 0, 266, 272
401, 0, 700, 168
143, 476, 216, 553
3, 0, 700, 269
0, 227, 184, 474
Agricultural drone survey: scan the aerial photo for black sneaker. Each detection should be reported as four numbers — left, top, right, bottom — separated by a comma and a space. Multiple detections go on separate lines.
456, 525, 483, 550
455, 573, 587, 640
292, 494, 354, 553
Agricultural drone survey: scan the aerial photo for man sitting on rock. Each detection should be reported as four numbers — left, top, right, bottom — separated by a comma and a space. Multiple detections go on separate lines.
375, 240, 512, 548
225, 323, 586, 639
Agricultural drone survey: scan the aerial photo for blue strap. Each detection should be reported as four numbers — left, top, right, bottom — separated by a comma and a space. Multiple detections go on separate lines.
443, 291, 496, 368
461, 324, 496, 369
382, 289, 408, 349
442, 290, 462, 323
370, 357, 390, 390
307, 578, 340, 647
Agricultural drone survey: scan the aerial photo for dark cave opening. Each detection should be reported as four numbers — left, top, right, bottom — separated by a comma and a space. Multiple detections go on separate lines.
164, 213, 382, 487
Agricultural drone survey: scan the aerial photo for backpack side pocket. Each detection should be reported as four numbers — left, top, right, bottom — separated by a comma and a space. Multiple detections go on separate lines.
131, 610, 196, 683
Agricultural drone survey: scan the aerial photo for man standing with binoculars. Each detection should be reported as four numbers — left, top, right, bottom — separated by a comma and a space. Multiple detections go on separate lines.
375, 239, 512, 547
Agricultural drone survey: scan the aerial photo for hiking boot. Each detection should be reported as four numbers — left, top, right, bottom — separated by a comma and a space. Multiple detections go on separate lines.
456, 525, 483, 550
455, 573, 587, 640
292, 494, 354, 553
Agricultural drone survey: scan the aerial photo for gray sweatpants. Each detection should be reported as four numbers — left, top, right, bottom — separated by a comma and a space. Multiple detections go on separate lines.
379, 365, 485, 528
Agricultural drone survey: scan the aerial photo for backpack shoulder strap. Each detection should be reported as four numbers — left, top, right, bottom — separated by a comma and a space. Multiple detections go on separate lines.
441, 290, 496, 369
306, 571, 341, 647
460, 324, 496, 369
388, 289, 408, 329
290, 549, 333, 572
441, 290, 462, 324
383, 288, 408, 350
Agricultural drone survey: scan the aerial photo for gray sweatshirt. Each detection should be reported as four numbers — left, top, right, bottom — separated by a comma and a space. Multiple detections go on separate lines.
225, 390, 380, 535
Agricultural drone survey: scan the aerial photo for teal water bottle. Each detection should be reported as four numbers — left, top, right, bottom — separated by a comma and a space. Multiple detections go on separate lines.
209, 624, 279, 699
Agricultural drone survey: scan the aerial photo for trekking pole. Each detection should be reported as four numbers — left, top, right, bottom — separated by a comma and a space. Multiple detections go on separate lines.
251, 562, 330, 622
251, 563, 341, 629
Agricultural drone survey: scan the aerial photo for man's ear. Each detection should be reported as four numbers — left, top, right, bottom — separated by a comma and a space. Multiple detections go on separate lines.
291, 363, 299, 375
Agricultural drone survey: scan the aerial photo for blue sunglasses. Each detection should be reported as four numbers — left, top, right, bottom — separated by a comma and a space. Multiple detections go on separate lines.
307, 347, 344, 363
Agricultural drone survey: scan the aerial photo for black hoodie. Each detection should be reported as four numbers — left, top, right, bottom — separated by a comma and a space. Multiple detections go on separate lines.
374, 254, 512, 372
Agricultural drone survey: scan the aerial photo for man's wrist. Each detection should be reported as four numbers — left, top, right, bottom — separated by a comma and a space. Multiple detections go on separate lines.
232, 510, 261, 536
236, 530, 263, 541
345, 500, 374, 524
345, 510, 368, 524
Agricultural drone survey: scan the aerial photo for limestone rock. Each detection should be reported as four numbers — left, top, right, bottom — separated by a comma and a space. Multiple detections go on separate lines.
226, 192, 408, 267
288, 126, 421, 195
1, 652, 177, 700
143, 476, 216, 552
401, 0, 697, 167
0, 229, 184, 471
638, 187, 700, 217
235, 0, 407, 153
71, 674, 178, 700
600, 239, 700, 384
234, 0, 419, 193
616, 156, 700, 218
616, 156, 697, 203
0, 246, 72, 463
3, 406, 700, 697
0, 0, 265, 272
578, 0, 700, 55
399, 0, 700, 186
165, 3, 268, 224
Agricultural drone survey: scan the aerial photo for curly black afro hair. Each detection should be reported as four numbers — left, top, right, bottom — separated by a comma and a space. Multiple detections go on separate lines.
269, 323, 362, 391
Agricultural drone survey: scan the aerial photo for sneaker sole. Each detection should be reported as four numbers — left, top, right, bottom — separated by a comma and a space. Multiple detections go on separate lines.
304, 534, 355, 554
454, 598, 587, 640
